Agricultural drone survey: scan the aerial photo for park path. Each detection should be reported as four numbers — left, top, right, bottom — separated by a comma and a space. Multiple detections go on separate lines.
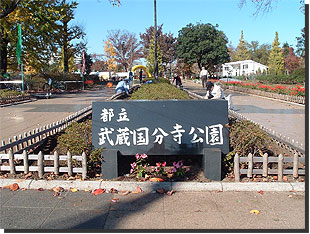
0, 87, 115, 143
181, 79, 306, 149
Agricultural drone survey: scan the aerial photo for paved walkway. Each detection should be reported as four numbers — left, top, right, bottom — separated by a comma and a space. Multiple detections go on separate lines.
181, 79, 306, 149
0, 87, 115, 143
0, 184, 306, 230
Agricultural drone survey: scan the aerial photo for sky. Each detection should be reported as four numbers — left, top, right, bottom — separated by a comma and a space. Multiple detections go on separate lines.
72, 0, 306, 55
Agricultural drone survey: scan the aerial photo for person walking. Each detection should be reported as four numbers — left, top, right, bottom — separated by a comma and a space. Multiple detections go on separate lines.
128, 69, 133, 88
200, 67, 209, 88
139, 69, 143, 84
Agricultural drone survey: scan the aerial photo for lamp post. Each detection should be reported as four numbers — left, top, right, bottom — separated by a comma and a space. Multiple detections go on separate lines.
154, 0, 158, 82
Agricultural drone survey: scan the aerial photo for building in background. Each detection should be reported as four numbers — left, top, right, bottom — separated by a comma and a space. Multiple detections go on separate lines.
220, 60, 268, 77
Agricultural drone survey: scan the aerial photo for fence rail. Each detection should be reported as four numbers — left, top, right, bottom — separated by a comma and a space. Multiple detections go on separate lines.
0, 105, 92, 153
234, 153, 305, 182
0, 150, 87, 179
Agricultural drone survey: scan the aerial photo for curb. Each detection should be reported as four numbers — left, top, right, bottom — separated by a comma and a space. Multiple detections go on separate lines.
0, 98, 36, 108
0, 179, 304, 192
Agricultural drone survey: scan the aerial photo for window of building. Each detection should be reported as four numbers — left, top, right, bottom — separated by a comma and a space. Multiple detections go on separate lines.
243, 64, 248, 69
224, 67, 229, 71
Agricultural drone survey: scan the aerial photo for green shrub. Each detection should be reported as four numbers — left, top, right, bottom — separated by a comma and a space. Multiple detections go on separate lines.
254, 73, 305, 84
130, 83, 190, 100
56, 120, 92, 155
228, 119, 271, 157
55, 119, 102, 175
0, 89, 27, 98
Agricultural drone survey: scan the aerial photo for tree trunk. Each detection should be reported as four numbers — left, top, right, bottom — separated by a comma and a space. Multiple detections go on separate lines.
0, 31, 8, 75
63, 21, 69, 73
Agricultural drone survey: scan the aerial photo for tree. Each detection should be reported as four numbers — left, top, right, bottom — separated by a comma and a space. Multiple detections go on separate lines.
57, 0, 85, 73
267, 32, 284, 75
0, 0, 63, 74
176, 23, 229, 73
247, 41, 271, 65
106, 29, 143, 71
91, 54, 106, 72
296, 27, 305, 59
283, 47, 301, 74
146, 33, 163, 76
104, 39, 117, 73
231, 30, 251, 62
140, 24, 177, 72
239, 0, 305, 15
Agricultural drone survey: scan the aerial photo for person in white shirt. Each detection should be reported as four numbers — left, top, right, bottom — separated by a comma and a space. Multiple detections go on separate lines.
199, 67, 209, 88
204, 81, 236, 110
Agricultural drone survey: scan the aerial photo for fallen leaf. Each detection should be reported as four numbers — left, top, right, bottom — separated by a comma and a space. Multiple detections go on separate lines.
21, 188, 27, 191
216, 190, 223, 193
67, 176, 75, 180
109, 188, 118, 193
149, 178, 164, 182
253, 178, 258, 182
111, 198, 119, 203
289, 190, 296, 193
70, 188, 78, 192
283, 176, 288, 182
250, 209, 260, 215
38, 188, 44, 191
84, 189, 91, 192
16, 179, 25, 183
258, 190, 264, 195
288, 195, 293, 198
121, 191, 130, 196
166, 190, 175, 196
132, 187, 143, 194
156, 188, 165, 194
262, 178, 268, 182
92, 188, 105, 195
273, 176, 278, 180
10, 183, 19, 191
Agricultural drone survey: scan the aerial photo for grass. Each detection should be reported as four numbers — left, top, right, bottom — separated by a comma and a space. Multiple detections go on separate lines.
130, 80, 191, 100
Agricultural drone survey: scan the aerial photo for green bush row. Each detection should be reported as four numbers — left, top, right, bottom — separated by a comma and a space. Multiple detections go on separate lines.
0, 89, 27, 98
251, 69, 305, 84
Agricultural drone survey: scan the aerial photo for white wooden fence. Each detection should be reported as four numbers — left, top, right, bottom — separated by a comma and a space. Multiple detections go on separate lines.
0, 150, 87, 179
234, 153, 305, 182
0, 105, 92, 154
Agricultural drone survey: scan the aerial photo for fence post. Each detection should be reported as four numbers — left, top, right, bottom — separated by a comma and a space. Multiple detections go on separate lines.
54, 151, 59, 175
247, 153, 253, 178
263, 153, 268, 177
38, 151, 44, 178
82, 151, 87, 180
67, 151, 72, 177
23, 132, 28, 148
13, 136, 19, 152
1, 140, 6, 154
278, 154, 283, 181
9, 149, 16, 175
23, 150, 29, 174
234, 153, 240, 182
293, 153, 298, 178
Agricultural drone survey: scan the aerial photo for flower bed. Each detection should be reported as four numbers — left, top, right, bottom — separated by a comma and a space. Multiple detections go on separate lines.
220, 80, 305, 97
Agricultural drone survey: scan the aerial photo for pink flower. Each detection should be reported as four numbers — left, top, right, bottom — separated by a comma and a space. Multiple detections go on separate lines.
156, 162, 161, 167
162, 161, 167, 167
130, 169, 134, 174
141, 153, 148, 159
135, 154, 140, 160
130, 162, 137, 169
171, 167, 177, 173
